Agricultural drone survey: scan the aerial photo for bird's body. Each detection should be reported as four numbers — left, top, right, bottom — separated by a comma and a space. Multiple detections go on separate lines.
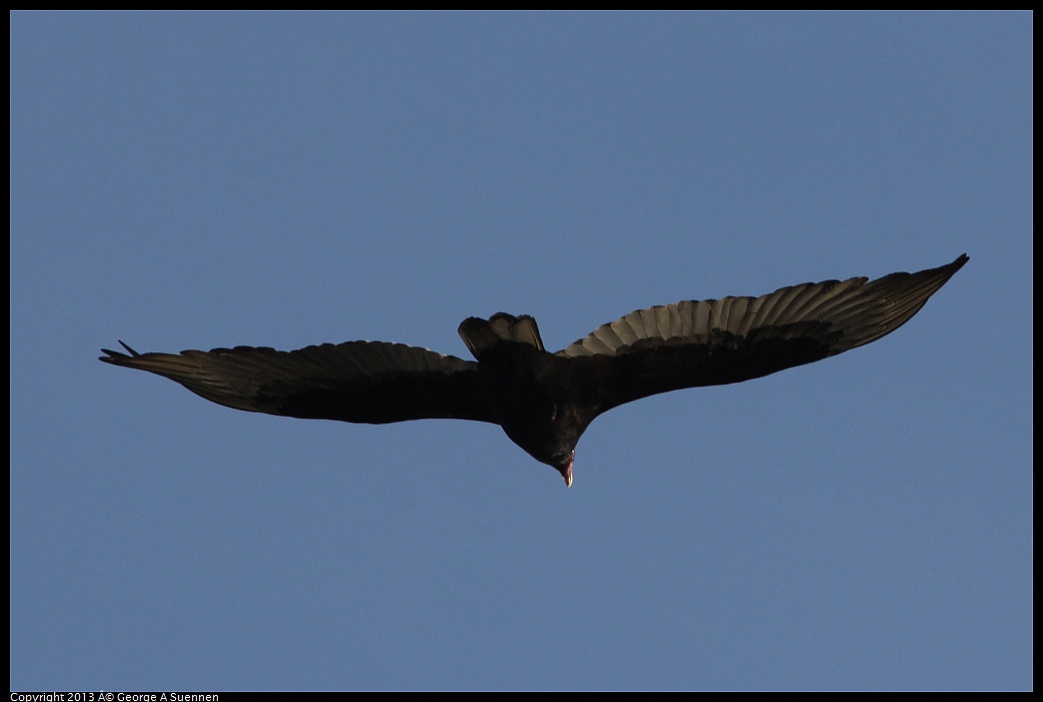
101, 255, 968, 485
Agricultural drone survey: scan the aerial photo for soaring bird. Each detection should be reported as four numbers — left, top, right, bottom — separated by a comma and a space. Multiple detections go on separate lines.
100, 254, 967, 486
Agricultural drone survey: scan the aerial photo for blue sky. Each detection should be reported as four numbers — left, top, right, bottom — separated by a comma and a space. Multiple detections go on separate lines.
10, 12, 1031, 691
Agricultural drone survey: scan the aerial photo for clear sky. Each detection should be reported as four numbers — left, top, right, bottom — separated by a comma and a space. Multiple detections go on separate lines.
10, 11, 1031, 691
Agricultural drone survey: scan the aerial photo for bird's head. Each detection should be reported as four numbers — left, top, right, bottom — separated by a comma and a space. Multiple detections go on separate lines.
554, 450, 575, 488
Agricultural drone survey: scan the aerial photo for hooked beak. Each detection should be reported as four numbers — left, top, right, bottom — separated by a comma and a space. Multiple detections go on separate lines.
557, 451, 574, 487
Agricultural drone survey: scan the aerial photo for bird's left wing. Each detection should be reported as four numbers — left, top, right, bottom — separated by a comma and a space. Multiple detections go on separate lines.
100, 340, 495, 424
558, 255, 968, 416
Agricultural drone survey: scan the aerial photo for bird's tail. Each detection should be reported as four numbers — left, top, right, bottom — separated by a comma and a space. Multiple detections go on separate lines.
458, 313, 545, 359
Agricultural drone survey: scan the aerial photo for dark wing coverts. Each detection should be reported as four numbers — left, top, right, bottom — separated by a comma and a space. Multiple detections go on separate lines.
99, 340, 494, 425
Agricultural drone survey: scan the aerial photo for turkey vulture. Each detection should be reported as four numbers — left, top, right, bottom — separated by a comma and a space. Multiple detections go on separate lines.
100, 254, 967, 486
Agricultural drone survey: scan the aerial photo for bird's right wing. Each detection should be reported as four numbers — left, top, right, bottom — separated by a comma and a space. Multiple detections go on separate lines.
99, 340, 496, 425
559, 255, 968, 416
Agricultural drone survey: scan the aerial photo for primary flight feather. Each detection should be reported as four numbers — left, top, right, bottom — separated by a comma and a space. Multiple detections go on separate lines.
101, 254, 968, 486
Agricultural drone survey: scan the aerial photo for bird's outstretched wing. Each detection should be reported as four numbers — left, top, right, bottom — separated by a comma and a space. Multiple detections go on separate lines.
99, 340, 495, 425
559, 254, 968, 415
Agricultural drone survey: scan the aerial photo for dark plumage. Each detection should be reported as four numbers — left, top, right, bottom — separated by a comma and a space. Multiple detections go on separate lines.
100, 254, 968, 486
